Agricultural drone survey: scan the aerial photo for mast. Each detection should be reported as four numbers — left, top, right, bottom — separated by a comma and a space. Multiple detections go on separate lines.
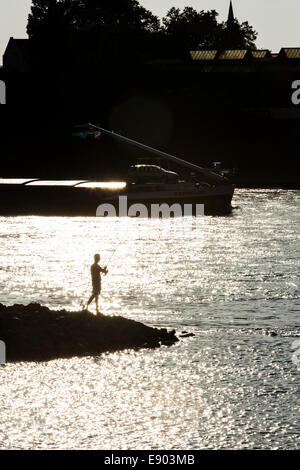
84, 123, 227, 184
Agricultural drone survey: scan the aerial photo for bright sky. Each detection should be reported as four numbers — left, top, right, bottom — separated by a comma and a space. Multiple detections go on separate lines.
1, 0, 300, 63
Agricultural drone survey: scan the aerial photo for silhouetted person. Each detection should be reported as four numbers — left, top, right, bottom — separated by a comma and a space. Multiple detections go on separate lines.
86, 254, 108, 314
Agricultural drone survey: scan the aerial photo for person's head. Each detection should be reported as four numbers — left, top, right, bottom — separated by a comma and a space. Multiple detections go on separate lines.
94, 253, 100, 263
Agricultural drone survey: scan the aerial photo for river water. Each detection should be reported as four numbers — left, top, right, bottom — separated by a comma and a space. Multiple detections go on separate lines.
0, 189, 299, 449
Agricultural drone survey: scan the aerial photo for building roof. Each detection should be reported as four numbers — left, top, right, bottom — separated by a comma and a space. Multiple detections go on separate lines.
251, 50, 272, 59
218, 50, 249, 60
190, 50, 218, 61
279, 48, 300, 59
3, 37, 29, 57
190, 47, 300, 66
3, 37, 30, 73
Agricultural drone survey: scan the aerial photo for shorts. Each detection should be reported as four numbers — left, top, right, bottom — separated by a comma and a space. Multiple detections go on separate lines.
92, 285, 101, 296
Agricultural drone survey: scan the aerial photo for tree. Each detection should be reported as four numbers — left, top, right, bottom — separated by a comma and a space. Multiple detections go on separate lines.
162, 6, 257, 55
27, 2, 258, 64
27, 0, 160, 63
221, 19, 257, 49
162, 7, 221, 55
69, 0, 160, 32
26, 0, 162, 114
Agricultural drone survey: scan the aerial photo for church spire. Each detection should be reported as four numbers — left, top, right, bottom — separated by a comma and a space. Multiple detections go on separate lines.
227, 1, 235, 27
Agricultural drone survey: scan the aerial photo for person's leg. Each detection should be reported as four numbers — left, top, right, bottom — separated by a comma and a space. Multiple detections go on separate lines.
95, 295, 99, 313
87, 294, 95, 308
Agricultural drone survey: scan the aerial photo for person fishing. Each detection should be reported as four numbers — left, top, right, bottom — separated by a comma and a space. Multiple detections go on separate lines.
86, 253, 108, 314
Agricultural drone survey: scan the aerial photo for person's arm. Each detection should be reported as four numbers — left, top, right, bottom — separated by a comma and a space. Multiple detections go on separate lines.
100, 265, 108, 275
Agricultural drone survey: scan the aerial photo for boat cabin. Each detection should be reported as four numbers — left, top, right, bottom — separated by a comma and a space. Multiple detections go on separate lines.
128, 164, 179, 184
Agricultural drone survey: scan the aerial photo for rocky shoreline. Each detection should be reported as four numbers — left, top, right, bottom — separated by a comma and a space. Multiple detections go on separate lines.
0, 303, 179, 362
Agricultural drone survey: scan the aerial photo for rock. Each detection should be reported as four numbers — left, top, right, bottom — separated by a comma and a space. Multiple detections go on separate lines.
179, 333, 195, 338
0, 303, 179, 362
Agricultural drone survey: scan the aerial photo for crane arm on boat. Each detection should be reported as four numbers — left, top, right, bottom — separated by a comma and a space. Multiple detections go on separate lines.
75, 123, 228, 185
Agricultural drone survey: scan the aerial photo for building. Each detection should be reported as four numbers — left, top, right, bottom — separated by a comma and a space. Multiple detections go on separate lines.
3, 37, 30, 73
227, 1, 235, 28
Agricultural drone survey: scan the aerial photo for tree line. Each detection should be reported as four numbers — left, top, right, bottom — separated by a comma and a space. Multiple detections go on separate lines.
27, 0, 257, 66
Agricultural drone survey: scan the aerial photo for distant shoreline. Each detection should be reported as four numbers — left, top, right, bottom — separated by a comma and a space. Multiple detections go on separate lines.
232, 171, 300, 190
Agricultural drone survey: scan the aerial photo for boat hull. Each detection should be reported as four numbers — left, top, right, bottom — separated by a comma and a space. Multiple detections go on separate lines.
0, 184, 234, 216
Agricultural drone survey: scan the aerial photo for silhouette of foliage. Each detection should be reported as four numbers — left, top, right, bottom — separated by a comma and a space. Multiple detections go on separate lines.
27, 1, 257, 63
221, 19, 257, 49
27, 0, 160, 36
27, 0, 160, 64
162, 6, 257, 54
162, 7, 221, 54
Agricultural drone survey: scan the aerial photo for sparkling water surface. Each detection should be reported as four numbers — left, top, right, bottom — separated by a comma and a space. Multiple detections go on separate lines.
0, 189, 299, 449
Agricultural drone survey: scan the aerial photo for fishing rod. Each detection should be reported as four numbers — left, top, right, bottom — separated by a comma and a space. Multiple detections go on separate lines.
103, 221, 123, 274
104, 245, 120, 273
